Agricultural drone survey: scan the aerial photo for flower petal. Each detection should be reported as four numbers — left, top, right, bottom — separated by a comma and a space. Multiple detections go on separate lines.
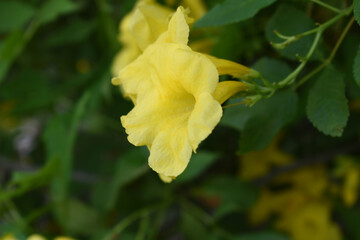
148, 128, 192, 177
188, 92, 222, 151
213, 81, 248, 104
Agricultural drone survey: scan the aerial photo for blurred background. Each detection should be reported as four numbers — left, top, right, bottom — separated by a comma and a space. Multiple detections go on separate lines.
0, 0, 360, 239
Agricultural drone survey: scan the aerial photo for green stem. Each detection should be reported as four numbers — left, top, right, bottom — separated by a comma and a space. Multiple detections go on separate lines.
311, 0, 343, 13
277, 30, 322, 88
101, 205, 161, 240
295, 16, 355, 89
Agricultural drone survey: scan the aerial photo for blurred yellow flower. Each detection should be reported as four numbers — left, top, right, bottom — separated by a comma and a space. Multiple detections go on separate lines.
239, 135, 293, 180
0, 234, 16, 240
276, 203, 342, 240
334, 156, 360, 207
27, 235, 46, 240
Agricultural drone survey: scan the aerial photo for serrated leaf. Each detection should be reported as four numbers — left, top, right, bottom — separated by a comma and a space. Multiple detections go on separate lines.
265, 4, 317, 60
175, 151, 219, 183
355, 0, 360, 26
307, 66, 349, 137
238, 90, 298, 153
195, 0, 276, 28
37, 0, 79, 25
0, 1, 35, 33
354, 43, 360, 88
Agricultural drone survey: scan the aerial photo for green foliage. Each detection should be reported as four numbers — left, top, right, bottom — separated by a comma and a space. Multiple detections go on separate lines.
238, 90, 298, 153
306, 66, 349, 137
354, 43, 360, 88
355, 0, 360, 26
0, 1, 35, 33
37, 0, 79, 25
175, 151, 219, 183
237, 232, 290, 240
265, 4, 317, 60
195, 0, 276, 27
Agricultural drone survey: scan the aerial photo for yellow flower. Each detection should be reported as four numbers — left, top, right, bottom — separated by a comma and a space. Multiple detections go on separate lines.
0, 234, 16, 240
111, 0, 173, 75
113, 8, 249, 181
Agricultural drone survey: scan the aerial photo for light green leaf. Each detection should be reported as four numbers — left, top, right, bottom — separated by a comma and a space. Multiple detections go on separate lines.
238, 90, 298, 153
306, 65, 349, 137
195, 0, 276, 28
0, 1, 35, 33
354, 43, 360, 88
37, 0, 79, 25
265, 4, 317, 60
355, 0, 360, 26
175, 151, 219, 183
92, 148, 149, 211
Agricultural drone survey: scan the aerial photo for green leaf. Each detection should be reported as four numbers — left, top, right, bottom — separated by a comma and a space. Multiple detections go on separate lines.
238, 90, 298, 153
222, 58, 292, 131
306, 65, 349, 137
252, 58, 292, 83
265, 4, 317, 60
0, 70, 54, 114
43, 91, 91, 227
337, 205, 360, 239
354, 43, 360, 88
236, 232, 290, 240
37, 0, 79, 25
175, 151, 219, 183
180, 212, 209, 240
0, 1, 35, 33
92, 148, 149, 211
195, 0, 276, 28
45, 19, 96, 47
198, 176, 258, 217
65, 198, 100, 235
355, 0, 360, 26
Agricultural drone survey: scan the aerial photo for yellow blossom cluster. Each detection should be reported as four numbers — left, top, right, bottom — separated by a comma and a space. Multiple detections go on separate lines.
240, 136, 345, 240
112, 0, 257, 182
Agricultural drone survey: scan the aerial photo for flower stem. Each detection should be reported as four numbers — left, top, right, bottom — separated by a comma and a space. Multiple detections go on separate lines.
311, 0, 343, 13
294, 16, 355, 89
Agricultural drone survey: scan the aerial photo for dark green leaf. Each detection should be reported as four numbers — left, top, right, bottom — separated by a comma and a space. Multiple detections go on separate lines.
252, 58, 292, 83
354, 0, 360, 26
37, 0, 79, 25
175, 151, 219, 183
0, 1, 35, 33
306, 66, 349, 137
180, 212, 209, 240
354, 43, 360, 88
195, 0, 276, 28
46, 19, 96, 47
222, 58, 292, 131
65, 198, 100, 235
92, 148, 149, 211
238, 90, 298, 153
265, 4, 317, 60
198, 176, 258, 217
